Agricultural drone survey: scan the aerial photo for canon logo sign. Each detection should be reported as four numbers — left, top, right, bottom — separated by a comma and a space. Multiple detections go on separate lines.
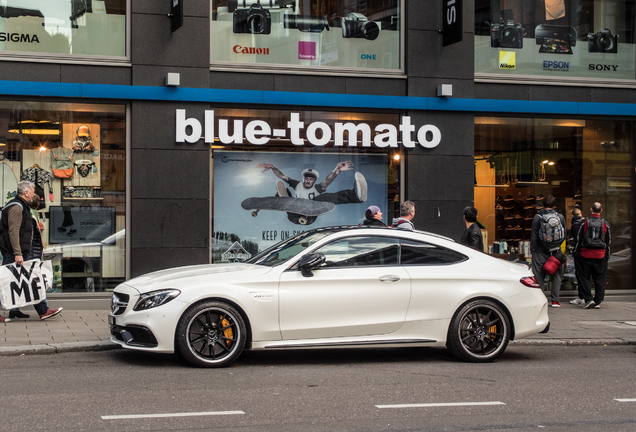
233, 45, 270, 55
175, 110, 442, 149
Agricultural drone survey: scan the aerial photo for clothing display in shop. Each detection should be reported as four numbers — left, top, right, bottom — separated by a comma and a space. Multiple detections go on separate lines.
72, 125, 96, 153
51, 147, 74, 179
20, 166, 54, 210
74, 159, 96, 177
0, 162, 17, 207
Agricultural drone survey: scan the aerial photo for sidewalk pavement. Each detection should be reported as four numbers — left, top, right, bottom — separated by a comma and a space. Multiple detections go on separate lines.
1, 301, 636, 357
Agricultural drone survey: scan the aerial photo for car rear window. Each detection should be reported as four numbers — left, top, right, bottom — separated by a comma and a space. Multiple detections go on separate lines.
400, 239, 467, 265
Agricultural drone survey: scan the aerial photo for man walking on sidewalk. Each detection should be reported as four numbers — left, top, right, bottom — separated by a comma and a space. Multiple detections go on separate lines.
574, 202, 611, 309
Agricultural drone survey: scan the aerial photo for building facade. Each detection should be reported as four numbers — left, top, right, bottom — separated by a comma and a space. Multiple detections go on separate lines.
0, 0, 633, 298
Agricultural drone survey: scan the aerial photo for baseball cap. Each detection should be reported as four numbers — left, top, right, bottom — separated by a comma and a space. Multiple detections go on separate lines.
77, 125, 90, 137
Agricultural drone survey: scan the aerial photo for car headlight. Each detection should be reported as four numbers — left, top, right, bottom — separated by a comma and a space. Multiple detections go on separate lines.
133, 289, 181, 311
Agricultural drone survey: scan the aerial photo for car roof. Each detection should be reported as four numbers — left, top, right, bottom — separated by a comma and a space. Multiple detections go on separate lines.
298, 225, 456, 243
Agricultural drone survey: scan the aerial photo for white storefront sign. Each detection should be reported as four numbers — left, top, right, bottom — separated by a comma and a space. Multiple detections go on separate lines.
175, 110, 441, 149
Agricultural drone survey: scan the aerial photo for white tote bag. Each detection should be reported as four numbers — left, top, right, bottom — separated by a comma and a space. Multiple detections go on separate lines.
0, 259, 52, 309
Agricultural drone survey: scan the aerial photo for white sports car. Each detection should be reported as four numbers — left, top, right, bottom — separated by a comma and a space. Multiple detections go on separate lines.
109, 226, 549, 367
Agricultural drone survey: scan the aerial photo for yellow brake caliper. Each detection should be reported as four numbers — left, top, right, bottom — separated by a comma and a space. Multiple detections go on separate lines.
221, 317, 233, 347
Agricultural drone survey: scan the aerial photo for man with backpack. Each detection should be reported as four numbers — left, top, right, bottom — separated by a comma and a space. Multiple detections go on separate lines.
573, 202, 611, 309
530, 195, 567, 308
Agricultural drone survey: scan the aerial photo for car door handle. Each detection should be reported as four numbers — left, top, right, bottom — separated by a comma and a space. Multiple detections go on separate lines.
379, 275, 401, 282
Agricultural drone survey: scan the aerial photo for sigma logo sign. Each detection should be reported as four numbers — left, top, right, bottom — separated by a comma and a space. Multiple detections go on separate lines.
175, 110, 442, 149
543, 61, 569, 72
233, 45, 270, 55
589, 64, 618, 71
499, 51, 515, 70
0, 33, 39, 43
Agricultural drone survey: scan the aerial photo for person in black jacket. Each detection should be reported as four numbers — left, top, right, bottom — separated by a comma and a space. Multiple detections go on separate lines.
460, 206, 484, 251
0, 181, 62, 321
362, 205, 386, 226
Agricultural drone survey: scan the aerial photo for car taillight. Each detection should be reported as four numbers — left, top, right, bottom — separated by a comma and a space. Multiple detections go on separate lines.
520, 276, 541, 288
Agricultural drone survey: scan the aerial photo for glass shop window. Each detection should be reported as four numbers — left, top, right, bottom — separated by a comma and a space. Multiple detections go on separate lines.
0, 0, 127, 59
475, 0, 636, 81
474, 117, 632, 290
1, 101, 126, 292
210, 0, 402, 74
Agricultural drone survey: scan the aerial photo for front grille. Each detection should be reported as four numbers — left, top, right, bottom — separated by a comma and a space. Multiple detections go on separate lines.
111, 293, 129, 315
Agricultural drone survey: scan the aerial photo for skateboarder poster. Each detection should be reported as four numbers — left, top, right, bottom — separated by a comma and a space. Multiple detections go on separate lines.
213, 151, 387, 262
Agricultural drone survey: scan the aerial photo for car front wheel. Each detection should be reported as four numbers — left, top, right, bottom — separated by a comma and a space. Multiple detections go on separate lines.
446, 300, 510, 363
176, 301, 246, 368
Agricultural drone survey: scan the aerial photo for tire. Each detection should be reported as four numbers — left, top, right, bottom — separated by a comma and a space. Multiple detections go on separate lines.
176, 301, 246, 368
446, 299, 510, 363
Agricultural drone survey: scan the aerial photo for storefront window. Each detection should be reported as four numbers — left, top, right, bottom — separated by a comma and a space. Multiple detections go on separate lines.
0, 0, 127, 59
0, 101, 126, 292
208, 108, 402, 262
210, 0, 401, 74
474, 117, 632, 290
475, 0, 636, 81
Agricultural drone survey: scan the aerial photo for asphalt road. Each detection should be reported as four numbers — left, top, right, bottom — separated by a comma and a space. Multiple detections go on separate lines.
1, 345, 635, 432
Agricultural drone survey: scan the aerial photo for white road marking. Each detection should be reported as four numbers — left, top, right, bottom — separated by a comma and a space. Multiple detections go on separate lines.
101, 411, 245, 420
615, 398, 636, 402
376, 401, 505, 409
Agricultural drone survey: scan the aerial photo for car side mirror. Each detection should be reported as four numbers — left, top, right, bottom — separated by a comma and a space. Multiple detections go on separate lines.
299, 253, 326, 277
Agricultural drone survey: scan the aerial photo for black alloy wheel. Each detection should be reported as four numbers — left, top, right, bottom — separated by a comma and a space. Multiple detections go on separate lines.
176, 301, 246, 368
446, 300, 510, 362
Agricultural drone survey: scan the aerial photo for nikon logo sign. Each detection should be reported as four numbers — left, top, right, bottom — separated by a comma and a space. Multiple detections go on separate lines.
499, 51, 516, 70
176, 110, 442, 149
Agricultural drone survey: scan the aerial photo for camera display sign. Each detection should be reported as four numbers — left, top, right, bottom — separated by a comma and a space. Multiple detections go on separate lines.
474, 0, 635, 80
210, 0, 401, 72
0, 0, 126, 58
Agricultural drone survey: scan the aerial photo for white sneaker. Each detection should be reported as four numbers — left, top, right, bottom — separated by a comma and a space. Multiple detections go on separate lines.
569, 298, 585, 305
354, 172, 367, 203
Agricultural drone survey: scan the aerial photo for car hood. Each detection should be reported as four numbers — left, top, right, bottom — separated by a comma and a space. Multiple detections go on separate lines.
122, 263, 273, 294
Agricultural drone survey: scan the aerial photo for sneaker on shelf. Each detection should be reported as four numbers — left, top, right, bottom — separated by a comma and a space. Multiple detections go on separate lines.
354, 172, 367, 203
551, 301, 561, 308
40, 308, 63, 320
0, 315, 10, 323
275, 180, 289, 198
569, 298, 585, 305
583, 300, 596, 309
8, 310, 30, 319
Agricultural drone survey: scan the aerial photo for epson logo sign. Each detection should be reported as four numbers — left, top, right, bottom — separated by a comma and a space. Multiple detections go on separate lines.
175, 110, 442, 149
543, 61, 569, 70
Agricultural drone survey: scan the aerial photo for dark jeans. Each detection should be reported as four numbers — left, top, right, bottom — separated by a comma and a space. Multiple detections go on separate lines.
314, 188, 360, 205
531, 250, 563, 302
574, 255, 608, 305
1, 249, 49, 315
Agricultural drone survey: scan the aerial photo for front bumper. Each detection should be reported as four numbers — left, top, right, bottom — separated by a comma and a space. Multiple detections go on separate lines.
110, 322, 158, 347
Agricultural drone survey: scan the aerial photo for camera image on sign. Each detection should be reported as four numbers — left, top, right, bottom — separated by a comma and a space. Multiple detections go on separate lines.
588, 28, 618, 53
490, 19, 523, 48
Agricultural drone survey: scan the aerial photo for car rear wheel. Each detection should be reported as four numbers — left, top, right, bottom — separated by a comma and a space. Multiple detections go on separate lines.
176, 301, 246, 368
446, 300, 510, 363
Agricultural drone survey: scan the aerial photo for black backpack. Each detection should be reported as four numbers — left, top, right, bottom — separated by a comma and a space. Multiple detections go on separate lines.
581, 217, 606, 249
539, 210, 565, 251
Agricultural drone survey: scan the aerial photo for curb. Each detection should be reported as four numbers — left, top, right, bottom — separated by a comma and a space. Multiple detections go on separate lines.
0, 341, 121, 357
511, 338, 636, 346
0, 338, 634, 358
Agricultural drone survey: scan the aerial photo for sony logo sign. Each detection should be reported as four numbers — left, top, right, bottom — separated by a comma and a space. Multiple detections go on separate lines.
446, 0, 457, 25
589, 64, 618, 71
175, 110, 442, 149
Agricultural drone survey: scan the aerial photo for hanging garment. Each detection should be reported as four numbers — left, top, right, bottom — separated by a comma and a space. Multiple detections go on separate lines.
545, 0, 566, 20
74, 159, 96, 178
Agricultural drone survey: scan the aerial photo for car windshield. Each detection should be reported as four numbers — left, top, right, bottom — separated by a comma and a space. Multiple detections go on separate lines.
247, 228, 345, 267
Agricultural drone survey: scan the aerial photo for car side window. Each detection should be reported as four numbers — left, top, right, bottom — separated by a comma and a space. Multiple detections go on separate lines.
400, 239, 467, 265
314, 236, 400, 268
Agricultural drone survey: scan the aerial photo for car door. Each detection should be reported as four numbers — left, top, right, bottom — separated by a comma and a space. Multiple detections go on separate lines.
279, 235, 411, 340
